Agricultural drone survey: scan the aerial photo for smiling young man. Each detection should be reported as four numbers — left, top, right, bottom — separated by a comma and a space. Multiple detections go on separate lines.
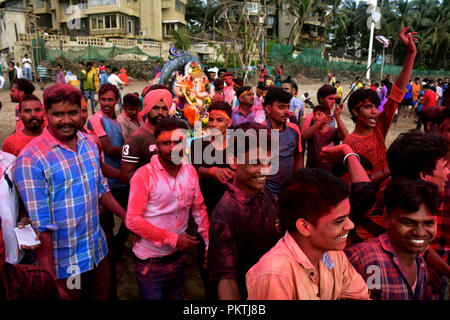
208, 122, 282, 300
345, 178, 440, 300
246, 168, 369, 300
343, 26, 417, 177
2, 95, 45, 156
262, 87, 303, 197
13, 84, 126, 299
126, 118, 209, 300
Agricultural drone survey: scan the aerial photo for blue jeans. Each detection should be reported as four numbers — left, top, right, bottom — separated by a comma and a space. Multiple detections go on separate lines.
24, 68, 32, 81
84, 90, 95, 113
118, 89, 123, 111
134, 253, 185, 300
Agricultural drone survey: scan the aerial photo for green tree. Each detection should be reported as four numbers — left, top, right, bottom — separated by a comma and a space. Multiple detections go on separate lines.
286, 0, 315, 45
170, 29, 193, 51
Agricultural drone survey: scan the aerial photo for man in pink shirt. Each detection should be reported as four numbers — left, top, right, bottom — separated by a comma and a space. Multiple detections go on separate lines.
126, 118, 209, 300
246, 168, 369, 300
55, 64, 65, 84
223, 72, 236, 106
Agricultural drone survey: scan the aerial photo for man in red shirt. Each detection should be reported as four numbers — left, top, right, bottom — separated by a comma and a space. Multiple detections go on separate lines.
10, 79, 35, 132
421, 84, 437, 111
343, 26, 417, 180
2, 95, 44, 156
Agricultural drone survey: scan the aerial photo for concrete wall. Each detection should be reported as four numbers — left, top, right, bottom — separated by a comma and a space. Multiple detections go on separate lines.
0, 9, 27, 53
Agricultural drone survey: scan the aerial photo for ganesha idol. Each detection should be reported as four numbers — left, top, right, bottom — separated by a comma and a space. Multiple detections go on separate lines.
173, 61, 212, 136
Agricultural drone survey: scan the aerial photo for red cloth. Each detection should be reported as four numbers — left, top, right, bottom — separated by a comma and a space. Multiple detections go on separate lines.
119, 68, 129, 86
431, 173, 450, 252
2, 130, 38, 156
139, 89, 173, 120
422, 90, 437, 111
343, 84, 405, 174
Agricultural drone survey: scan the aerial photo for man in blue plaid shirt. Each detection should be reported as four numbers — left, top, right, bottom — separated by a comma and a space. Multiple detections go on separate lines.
13, 84, 126, 300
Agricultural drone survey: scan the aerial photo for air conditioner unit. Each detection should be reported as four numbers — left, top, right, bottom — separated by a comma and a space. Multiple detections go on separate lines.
139, 29, 147, 36
310, 31, 318, 37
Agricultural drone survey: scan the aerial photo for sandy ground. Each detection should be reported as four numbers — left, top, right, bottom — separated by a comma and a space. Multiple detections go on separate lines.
0, 78, 418, 300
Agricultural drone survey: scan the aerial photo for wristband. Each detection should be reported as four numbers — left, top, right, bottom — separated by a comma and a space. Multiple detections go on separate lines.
343, 153, 361, 167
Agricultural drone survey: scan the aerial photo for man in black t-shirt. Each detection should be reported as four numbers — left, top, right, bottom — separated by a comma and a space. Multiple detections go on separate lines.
120, 85, 170, 183
190, 101, 234, 214
189, 100, 234, 299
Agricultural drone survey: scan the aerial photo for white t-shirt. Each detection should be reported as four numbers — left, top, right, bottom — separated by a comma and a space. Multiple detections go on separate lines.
0, 151, 23, 264
436, 86, 443, 99
108, 73, 125, 89
14, 66, 23, 79
22, 57, 32, 69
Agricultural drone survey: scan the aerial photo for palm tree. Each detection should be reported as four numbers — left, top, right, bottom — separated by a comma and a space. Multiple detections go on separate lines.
170, 28, 193, 52
286, 0, 315, 45
420, 2, 450, 68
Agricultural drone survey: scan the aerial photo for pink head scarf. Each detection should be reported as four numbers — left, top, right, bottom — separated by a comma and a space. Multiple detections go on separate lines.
139, 89, 173, 120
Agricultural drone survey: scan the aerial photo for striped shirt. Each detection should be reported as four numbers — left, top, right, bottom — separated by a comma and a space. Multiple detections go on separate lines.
13, 128, 109, 279
87, 110, 126, 189
37, 65, 46, 78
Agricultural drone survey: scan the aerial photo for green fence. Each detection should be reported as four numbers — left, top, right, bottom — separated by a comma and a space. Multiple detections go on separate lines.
38, 43, 158, 62
268, 44, 449, 77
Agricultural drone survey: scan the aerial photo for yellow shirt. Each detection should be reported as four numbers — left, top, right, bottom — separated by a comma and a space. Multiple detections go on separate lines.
246, 232, 370, 300
336, 86, 343, 98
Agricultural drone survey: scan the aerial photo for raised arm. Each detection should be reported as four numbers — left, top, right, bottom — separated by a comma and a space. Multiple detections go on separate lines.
321, 144, 370, 183
394, 26, 417, 91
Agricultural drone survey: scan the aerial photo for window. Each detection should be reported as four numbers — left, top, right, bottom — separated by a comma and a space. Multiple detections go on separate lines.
90, 0, 117, 6
91, 14, 118, 30
128, 19, 133, 34
164, 23, 176, 37
175, 0, 185, 14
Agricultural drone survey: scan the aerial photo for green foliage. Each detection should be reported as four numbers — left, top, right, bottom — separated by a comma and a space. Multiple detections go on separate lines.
325, 0, 450, 70
169, 29, 192, 51
185, 0, 221, 34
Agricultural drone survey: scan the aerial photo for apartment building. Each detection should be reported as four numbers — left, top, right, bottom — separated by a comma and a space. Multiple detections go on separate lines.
32, 0, 187, 41
277, 2, 326, 49
0, 0, 27, 53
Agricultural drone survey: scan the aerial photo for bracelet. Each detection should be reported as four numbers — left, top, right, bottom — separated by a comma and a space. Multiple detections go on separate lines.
343, 153, 361, 167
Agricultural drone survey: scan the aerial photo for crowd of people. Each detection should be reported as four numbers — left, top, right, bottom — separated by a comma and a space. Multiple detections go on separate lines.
0, 26, 450, 301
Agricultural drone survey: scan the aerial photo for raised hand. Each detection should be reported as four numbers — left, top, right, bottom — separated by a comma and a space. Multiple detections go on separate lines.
334, 104, 343, 118
399, 26, 418, 55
